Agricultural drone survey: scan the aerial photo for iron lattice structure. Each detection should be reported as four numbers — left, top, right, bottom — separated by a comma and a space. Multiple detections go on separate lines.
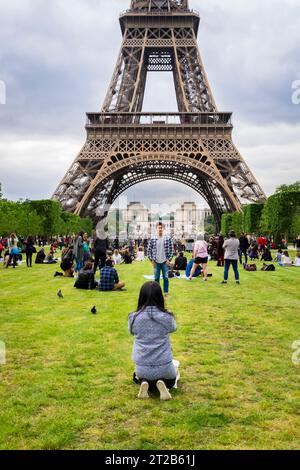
53, 0, 266, 228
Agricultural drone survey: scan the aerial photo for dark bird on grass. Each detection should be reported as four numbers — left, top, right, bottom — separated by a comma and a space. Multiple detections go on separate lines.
91, 306, 97, 315
57, 290, 64, 299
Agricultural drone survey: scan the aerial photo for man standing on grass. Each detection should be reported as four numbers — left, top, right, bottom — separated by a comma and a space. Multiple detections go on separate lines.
148, 222, 174, 296
221, 230, 240, 285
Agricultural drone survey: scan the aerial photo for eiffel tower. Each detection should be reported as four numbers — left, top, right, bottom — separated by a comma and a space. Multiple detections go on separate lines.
53, 0, 266, 229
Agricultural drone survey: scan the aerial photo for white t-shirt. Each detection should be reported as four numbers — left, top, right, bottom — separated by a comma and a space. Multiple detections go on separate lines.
136, 251, 145, 261
281, 255, 292, 266
294, 257, 300, 267
156, 236, 167, 264
113, 254, 123, 265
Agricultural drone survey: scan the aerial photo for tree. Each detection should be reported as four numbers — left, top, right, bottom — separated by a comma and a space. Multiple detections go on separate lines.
221, 213, 233, 236
244, 203, 264, 235
0, 198, 92, 238
291, 207, 300, 237
204, 214, 216, 235
0, 200, 19, 235
15, 202, 42, 236
232, 212, 244, 236
276, 181, 300, 193
221, 211, 245, 237
28, 200, 62, 236
261, 189, 300, 241
220, 182, 300, 241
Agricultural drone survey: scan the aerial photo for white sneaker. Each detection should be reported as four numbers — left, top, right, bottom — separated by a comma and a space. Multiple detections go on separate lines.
156, 380, 172, 400
173, 360, 180, 389
138, 381, 149, 399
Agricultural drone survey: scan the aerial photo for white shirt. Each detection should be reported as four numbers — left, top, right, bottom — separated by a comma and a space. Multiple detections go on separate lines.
136, 251, 145, 261
113, 254, 123, 265
294, 257, 300, 267
156, 236, 167, 264
281, 255, 292, 266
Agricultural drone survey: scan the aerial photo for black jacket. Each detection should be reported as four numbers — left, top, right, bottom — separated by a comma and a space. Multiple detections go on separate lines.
94, 238, 109, 253
174, 255, 187, 271
74, 269, 96, 290
35, 250, 46, 264
239, 236, 250, 252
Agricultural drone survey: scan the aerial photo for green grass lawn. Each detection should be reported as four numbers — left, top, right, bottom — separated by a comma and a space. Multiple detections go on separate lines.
0, 252, 300, 450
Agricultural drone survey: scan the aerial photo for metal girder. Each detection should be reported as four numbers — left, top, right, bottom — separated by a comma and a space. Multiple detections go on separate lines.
130, 1, 189, 12
53, 1, 267, 229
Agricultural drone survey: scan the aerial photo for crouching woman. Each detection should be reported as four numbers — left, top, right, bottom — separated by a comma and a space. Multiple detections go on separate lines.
128, 281, 180, 400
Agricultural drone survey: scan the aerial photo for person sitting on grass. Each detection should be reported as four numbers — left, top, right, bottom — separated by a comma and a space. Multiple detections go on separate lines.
185, 258, 202, 279
128, 281, 180, 401
5, 244, 19, 269
279, 251, 292, 267
274, 248, 283, 263
261, 248, 273, 262
74, 261, 97, 290
43, 249, 57, 265
50, 242, 57, 253
112, 249, 123, 265
136, 246, 145, 262
55, 245, 74, 277
99, 259, 125, 291
294, 251, 300, 267
123, 250, 133, 265
35, 248, 46, 264
174, 252, 187, 271
248, 243, 259, 261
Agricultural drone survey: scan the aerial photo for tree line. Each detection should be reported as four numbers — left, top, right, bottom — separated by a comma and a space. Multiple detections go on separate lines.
0, 185, 92, 237
221, 182, 300, 241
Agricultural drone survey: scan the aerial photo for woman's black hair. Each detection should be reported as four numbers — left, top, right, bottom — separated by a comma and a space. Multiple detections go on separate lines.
137, 281, 166, 313
129, 281, 174, 333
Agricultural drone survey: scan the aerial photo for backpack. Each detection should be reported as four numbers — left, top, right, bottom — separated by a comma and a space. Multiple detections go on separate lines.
261, 263, 275, 272
244, 263, 257, 272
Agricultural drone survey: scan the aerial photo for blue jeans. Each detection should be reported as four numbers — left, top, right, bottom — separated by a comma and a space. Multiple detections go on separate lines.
224, 259, 239, 281
239, 249, 248, 265
75, 257, 83, 273
154, 262, 169, 293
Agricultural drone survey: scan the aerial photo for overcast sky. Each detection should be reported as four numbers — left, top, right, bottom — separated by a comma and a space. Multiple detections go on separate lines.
0, 0, 299, 210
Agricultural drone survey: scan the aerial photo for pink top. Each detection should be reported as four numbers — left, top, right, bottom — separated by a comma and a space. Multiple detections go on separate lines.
194, 240, 208, 258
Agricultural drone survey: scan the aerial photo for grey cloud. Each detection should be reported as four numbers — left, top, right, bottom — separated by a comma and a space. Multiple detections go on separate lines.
0, 0, 299, 204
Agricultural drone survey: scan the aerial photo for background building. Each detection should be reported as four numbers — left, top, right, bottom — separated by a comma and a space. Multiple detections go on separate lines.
116, 201, 211, 239
174, 202, 211, 238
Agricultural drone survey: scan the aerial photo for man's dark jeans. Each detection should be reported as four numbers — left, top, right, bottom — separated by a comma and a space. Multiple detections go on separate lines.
224, 259, 239, 281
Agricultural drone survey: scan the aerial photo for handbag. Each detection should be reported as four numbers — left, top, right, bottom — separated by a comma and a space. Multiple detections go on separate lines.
244, 263, 257, 272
